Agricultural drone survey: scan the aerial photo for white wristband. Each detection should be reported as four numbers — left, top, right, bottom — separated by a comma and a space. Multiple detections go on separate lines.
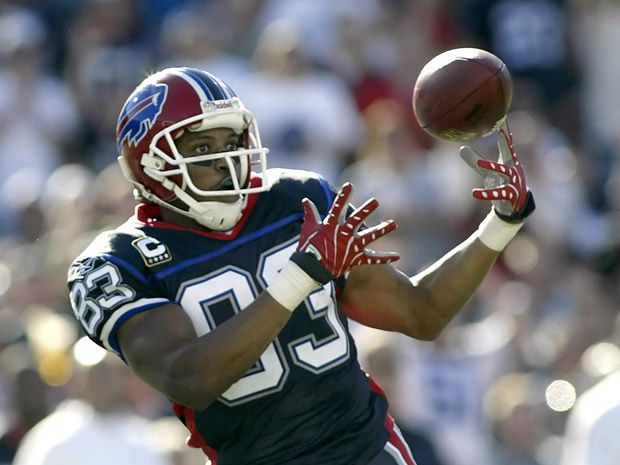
476, 210, 524, 251
265, 260, 321, 311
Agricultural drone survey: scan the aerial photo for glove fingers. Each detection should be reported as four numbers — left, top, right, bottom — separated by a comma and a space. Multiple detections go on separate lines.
301, 198, 322, 225
497, 126, 516, 165
472, 186, 517, 204
357, 220, 398, 245
347, 198, 379, 232
327, 182, 354, 225
497, 132, 511, 165
476, 159, 514, 179
353, 251, 400, 266
459, 146, 487, 176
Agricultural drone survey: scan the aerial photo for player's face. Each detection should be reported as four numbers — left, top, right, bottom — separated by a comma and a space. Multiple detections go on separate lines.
175, 127, 244, 203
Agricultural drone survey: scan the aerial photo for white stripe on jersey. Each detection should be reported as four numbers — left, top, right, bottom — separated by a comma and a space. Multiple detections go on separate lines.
392, 423, 415, 461
101, 297, 172, 353
385, 442, 409, 465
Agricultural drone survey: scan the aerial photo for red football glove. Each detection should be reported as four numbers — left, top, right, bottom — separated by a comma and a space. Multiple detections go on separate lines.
459, 122, 535, 221
293, 183, 399, 281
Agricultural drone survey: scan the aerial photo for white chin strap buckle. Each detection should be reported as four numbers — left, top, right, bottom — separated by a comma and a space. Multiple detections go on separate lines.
189, 198, 245, 231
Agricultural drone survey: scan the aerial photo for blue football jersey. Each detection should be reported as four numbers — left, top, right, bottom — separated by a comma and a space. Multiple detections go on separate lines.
67, 169, 390, 465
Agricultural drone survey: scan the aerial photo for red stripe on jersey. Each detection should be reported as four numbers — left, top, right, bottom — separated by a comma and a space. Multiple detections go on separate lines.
367, 372, 387, 398
384, 414, 417, 465
172, 403, 218, 464
366, 373, 417, 463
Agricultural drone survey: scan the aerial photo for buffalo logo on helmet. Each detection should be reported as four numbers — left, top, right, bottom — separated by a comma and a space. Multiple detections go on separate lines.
117, 83, 168, 151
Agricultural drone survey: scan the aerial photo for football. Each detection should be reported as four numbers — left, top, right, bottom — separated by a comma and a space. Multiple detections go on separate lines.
412, 48, 512, 142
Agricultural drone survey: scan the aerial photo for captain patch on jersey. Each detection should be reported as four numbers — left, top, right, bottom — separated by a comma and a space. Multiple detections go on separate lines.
131, 236, 172, 266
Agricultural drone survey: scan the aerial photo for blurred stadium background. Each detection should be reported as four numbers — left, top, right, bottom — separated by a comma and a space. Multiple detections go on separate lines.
1, 1, 620, 464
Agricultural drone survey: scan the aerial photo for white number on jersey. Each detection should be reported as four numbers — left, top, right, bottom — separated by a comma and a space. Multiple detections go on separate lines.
69, 263, 135, 336
178, 239, 350, 406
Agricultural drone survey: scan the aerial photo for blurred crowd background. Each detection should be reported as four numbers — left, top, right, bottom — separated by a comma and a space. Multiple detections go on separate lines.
1, 0, 620, 464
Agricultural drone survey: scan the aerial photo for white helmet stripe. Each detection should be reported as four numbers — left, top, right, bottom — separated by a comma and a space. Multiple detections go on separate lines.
169, 68, 212, 100
210, 74, 235, 97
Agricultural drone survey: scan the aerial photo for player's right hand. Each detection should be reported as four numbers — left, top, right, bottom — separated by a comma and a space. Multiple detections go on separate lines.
292, 183, 400, 282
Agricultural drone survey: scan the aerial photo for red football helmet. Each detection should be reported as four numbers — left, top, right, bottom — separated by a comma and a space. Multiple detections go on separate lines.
116, 67, 270, 230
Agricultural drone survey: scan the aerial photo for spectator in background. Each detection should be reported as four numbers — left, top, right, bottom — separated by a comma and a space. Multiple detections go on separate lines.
570, 0, 620, 217
255, 0, 382, 70
63, 0, 152, 170
13, 346, 172, 465
485, 372, 546, 465
0, 363, 51, 464
460, 0, 581, 141
237, 19, 363, 183
70, 46, 150, 169
559, 368, 620, 465
559, 315, 620, 465
156, 1, 253, 89
0, 6, 79, 237
334, 0, 452, 152
569, 0, 620, 150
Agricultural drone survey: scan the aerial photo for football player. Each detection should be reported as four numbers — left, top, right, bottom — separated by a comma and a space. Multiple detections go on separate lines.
67, 67, 534, 465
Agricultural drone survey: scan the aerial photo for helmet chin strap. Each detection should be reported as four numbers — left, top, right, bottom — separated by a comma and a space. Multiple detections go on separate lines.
173, 187, 246, 231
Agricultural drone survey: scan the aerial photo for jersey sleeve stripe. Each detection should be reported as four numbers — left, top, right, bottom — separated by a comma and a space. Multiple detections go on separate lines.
100, 297, 172, 355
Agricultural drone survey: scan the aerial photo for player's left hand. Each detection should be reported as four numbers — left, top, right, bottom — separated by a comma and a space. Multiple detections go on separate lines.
293, 183, 400, 282
459, 122, 535, 222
